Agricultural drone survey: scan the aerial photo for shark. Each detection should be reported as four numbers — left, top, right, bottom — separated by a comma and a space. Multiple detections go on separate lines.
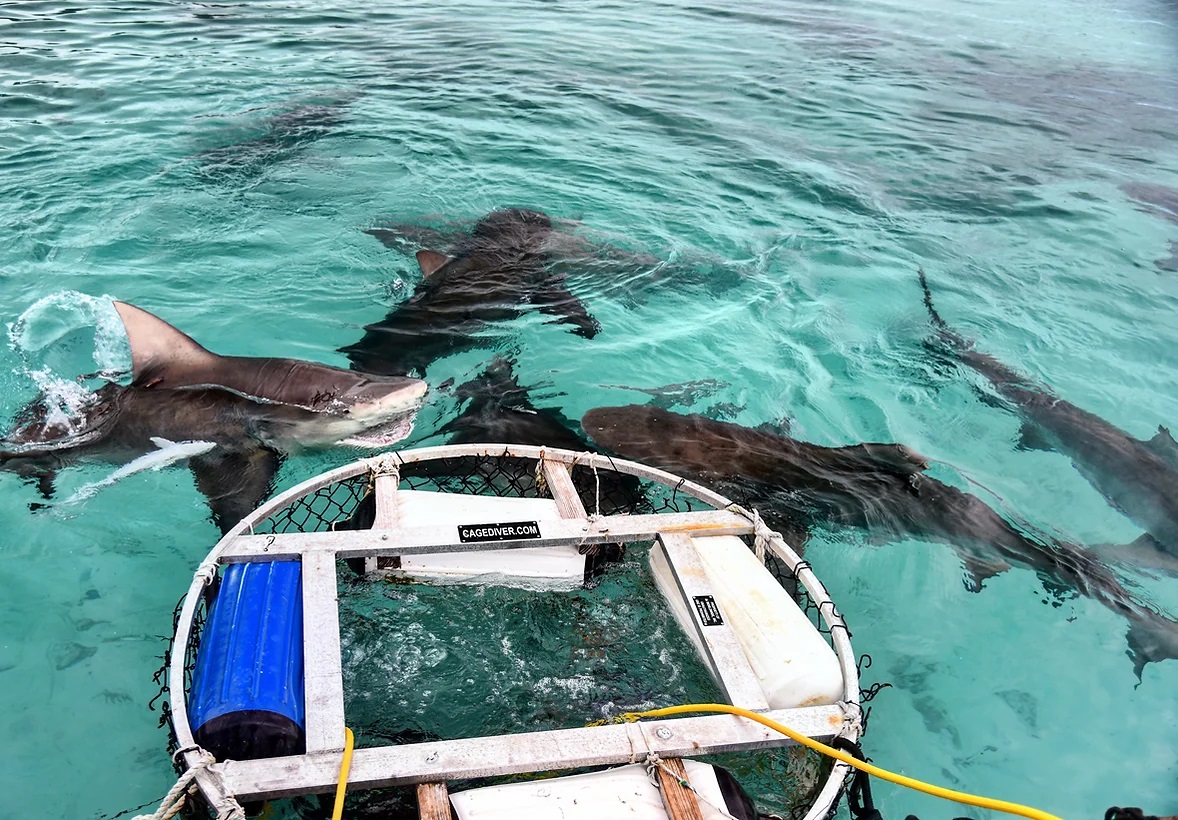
1, 300, 428, 532
192, 95, 356, 184
919, 269, 1178, 570
581, 403, 1178, 676
341, 209, 603, 377
1121, 182, 1178, 272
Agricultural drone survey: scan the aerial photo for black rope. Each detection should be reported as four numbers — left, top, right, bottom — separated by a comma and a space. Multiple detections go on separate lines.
99, 793, 171, 820
831, 737, 882, 820
1106, 809, 1166, 820
861, 681, 891, 703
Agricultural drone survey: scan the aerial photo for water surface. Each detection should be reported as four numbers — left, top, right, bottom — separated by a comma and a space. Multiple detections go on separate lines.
1, 1, 1176, 817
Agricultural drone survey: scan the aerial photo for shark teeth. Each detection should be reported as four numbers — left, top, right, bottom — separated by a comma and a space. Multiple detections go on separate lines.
340, 410, 418, 448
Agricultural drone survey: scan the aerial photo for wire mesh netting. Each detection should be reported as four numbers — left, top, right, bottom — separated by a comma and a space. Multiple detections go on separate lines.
247, 454, 718, 537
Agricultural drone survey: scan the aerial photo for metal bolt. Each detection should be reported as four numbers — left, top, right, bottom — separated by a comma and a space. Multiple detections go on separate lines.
382, 533, 389, 540
656, 727, 672, 740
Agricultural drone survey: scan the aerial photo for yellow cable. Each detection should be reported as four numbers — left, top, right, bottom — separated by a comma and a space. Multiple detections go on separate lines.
331, 727, 355, 820
627, 704, 1063, 820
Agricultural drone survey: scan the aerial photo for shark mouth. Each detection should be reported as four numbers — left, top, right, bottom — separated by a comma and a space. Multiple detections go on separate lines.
340, 408, 420, 448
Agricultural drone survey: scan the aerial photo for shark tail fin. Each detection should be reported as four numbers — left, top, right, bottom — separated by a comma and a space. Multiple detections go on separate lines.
113, 301, 218, 388
1125, 608, 1178, 682
918, 267, 949, 330
917, 269, 974, 357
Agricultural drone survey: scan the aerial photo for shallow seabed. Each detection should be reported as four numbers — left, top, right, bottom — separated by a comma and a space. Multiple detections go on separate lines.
1, 1, 1176, 818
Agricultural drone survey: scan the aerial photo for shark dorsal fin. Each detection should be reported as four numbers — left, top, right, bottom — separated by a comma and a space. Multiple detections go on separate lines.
416, 249, 452, 277
1146, 425, 1178, 470
113, 301, 218, 388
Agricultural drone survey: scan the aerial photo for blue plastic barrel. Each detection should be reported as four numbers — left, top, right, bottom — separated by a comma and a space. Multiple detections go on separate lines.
188, 560, 306, 761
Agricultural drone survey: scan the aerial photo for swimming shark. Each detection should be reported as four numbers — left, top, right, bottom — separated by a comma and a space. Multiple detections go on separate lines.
919, 269, 1178, 570
1121, 182, 1178, 272
582, 404, 1178, 675
342, 209, 602, 377
192, 95, 356, 184
1, 301, 428, 532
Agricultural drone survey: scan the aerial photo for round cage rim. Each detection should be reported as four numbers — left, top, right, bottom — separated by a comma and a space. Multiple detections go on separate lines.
167, 442, 862, 820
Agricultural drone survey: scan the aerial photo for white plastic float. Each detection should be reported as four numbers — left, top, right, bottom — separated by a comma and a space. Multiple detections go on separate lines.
160, 444, 863, 820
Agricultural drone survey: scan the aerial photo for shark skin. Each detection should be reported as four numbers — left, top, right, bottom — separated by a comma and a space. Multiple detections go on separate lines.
919, 269, 1178, 566
2, 301, 427, 532
581, 403, 1178, 677
342, 209, 601, 377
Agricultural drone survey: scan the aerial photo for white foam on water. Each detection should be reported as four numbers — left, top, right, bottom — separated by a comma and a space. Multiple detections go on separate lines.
8, 289, 131, 386
6, 291, 132, 434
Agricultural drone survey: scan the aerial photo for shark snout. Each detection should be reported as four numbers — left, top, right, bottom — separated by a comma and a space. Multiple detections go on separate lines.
345, 376, 429, 420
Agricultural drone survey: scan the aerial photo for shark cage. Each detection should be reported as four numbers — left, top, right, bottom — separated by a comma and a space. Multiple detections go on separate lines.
150, 444, 865, 820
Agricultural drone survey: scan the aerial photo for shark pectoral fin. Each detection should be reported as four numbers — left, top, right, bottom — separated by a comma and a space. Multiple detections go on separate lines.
189, 447, 283, 534
951, 548, 1013, 592
1100, 533, 1178, 577
18, 465, 58, 504
1125, 610, 1178, 682
1015, 421, 1053, 452
533, 282, 601, 339
1154, 241, 1178, 273
1145, 425, 1178, 470
365, 225, 464, 253
416, 249, 453, 277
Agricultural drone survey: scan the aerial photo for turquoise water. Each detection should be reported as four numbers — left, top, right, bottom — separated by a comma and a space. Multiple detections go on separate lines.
2, 0, 1177, 817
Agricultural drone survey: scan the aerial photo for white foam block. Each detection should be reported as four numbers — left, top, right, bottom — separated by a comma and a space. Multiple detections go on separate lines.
384, 490, 585, 589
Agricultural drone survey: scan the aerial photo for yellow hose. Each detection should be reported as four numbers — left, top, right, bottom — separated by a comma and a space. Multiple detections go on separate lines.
331, 727, 355, 820
627, 704, 1063, 820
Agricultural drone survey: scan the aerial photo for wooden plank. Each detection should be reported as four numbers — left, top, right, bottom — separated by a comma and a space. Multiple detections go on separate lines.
217, 705, 845, 801
301, 551, 346, 753
542, 459, 587, 519
219, 510, 754, 562
373, 472, 400, 529
654, 758, 704, 820
366, 471, 401, 573
417, 782, 451, 820
657, 534, 770, 712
